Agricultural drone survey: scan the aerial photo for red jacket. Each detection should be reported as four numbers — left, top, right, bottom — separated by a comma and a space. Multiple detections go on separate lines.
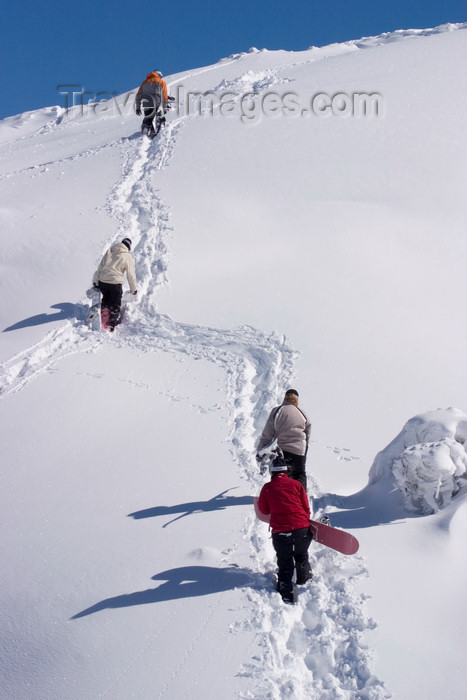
257, 474, 310, 533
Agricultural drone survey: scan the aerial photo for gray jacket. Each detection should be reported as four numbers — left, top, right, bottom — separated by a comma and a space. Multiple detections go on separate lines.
135, 81, 163, 112
257, 401, 311, 456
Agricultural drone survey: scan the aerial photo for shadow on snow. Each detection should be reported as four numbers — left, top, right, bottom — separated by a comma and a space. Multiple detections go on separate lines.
317, 478, 467, 533
72, 487, 258, 620
128, 488, 255, 528
314, 477, 418, 530
71, 565, 255, 619
3, 302, 82, 331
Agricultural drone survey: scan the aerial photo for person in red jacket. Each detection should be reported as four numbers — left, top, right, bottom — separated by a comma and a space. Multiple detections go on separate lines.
257, 461, 313, 604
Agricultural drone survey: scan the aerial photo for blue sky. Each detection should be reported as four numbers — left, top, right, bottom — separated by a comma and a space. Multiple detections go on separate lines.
0, 0, 465, 119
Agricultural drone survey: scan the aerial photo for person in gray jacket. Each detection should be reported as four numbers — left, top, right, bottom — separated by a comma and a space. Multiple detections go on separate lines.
256, 389, 311, 490
93, 237, 137, 330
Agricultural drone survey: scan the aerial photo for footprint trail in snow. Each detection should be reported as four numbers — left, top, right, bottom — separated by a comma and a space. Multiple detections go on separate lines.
0, 70, 389, 699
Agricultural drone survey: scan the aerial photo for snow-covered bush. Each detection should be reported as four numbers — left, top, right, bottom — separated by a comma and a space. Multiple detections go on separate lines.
393, 437, 467, 513
369, 408, 467, 514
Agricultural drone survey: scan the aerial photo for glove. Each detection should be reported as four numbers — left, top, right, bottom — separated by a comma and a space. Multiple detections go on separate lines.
256, 453, 268, 475
168, 95, 175, 102
136, 107, 141, 116
93, 282, 99, 289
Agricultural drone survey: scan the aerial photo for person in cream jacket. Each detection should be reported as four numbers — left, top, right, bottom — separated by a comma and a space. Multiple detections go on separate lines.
93, 237, 137, 329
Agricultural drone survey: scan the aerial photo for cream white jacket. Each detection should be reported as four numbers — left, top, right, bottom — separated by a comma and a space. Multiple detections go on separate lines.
93, 243, 137, 292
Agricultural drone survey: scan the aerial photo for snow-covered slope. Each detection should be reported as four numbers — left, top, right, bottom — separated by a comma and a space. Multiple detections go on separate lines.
1, 24, 467, 700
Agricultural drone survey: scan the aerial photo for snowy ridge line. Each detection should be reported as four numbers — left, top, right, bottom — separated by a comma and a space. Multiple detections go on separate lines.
264, 23, 467, 82
213, 22, 467, 83
351, 21, 467, 47
218, 21, 467, 65
1, 19, 465, 152
168, 54, 255, 86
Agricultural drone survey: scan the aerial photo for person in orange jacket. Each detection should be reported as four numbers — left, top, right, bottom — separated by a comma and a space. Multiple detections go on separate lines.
135, 71, 173, 138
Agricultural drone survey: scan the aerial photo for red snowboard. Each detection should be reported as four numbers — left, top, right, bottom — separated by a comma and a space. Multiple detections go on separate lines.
254, 498, 359, 556
309, 518, 359, 555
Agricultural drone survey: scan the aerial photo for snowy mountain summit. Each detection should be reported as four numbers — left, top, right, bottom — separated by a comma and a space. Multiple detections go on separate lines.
1, 23, 467, 700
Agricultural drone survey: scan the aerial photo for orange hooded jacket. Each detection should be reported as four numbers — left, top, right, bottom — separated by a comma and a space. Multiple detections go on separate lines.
137, 72, 168, 102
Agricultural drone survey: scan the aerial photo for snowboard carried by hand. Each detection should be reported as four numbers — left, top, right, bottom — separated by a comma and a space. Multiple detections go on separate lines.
256, 439, 284, 474
309, 518, 359, 555
85, 287, 101, 331
85, 287, 114, 331
254, 498, 359, 555
86, 288, 136, 332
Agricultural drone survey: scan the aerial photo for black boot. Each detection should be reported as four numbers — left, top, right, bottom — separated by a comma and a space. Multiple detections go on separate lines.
276, 580, 295, 604
108, 305, 121, 330
296, 571, 313, 585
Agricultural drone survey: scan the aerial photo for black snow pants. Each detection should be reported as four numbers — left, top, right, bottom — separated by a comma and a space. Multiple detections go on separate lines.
272, 526, 313, 598
98, 281, 123, 327
141, 94, 163, 136
282, 450, 307, 491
